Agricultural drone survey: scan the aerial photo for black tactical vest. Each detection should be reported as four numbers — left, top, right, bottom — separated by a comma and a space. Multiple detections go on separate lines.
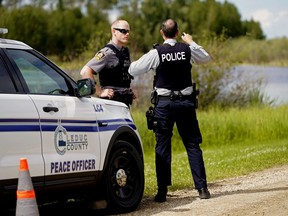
99, 44, 132, 88
155, 43, 192, 90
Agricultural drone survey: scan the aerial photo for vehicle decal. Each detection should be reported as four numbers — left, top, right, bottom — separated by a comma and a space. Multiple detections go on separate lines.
93, 104, 103, 112
0, 118, 136, 132
54, 124, 89, 155
50, 159, 96, 173
54, 125, 68, 155
0, 125, 41, 131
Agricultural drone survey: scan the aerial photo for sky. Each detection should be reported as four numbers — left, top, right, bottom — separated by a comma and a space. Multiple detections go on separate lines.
218, 0, 288, 39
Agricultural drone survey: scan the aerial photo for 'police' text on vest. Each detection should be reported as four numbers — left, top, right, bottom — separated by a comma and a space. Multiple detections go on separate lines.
161, 52, 186, 62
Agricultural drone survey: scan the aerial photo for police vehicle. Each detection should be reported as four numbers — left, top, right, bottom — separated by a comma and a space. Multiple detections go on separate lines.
0, 28, 144, 213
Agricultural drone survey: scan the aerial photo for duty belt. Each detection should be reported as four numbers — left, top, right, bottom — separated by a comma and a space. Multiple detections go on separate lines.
158, 94, 192, 101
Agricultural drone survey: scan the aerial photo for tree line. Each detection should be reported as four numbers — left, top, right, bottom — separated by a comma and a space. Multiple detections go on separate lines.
1, 0, 273, 109
0, 0, 265, 61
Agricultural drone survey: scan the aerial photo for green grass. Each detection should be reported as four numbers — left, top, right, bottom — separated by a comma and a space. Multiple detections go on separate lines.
131, 105, 288, 196
142, 138, 288, 197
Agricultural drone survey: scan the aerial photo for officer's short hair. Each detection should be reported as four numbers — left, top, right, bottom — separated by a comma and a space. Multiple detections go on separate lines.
161, 19, 178, 38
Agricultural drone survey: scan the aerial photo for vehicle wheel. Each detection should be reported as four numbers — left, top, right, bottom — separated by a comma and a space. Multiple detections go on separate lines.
105, 140, 144, 213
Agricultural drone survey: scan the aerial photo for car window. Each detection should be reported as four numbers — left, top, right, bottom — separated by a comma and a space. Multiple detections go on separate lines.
7, 49, 69, 95
0, 55, 17, 93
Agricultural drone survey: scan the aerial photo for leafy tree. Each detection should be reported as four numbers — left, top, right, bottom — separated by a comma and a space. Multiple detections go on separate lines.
187, 0, 212, 35
82, 1, 113, 55
91, 0, 118, 9
30, 0, 47, 7
0, 6, 49, 52
46, 8, 92, 60
140, 0, 170, 49
120, 0, 147, 54
215, 1, 242, 37
242, 19, 265, 39
1, 0, 21, 8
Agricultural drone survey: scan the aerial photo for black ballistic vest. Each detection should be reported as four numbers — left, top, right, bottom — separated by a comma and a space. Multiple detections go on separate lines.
155, 43, 192, 90
99, 44, 132, 88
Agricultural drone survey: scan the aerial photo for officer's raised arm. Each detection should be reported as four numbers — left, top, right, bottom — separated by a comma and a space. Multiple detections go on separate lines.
181, 32, 211, 64
129, 49, 159, 76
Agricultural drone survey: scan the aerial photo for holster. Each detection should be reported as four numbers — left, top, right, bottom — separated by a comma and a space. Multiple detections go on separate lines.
146, 106, 157, 130
113, 89, 134, 105
150, 90, 159, 105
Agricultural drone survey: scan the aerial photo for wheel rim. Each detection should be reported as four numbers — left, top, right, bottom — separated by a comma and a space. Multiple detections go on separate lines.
109, 151, 139, 203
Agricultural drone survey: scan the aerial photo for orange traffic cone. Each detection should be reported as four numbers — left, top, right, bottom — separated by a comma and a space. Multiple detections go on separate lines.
15, 158, 39, 216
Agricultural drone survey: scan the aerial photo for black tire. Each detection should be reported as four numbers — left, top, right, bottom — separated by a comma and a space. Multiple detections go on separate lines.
105, 141, 144, 213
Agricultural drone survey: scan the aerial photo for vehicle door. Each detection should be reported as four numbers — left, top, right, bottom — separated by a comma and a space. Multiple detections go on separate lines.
0, 50, 44, 189
5, 49, 101, 186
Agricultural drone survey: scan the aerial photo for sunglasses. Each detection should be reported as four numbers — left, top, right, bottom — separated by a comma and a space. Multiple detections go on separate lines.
114, 28, 130, 34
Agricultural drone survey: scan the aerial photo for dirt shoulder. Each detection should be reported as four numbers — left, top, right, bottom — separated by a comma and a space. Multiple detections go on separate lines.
122, 164, 288, 216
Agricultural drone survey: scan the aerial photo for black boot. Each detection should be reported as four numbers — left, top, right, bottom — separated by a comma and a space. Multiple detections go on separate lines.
154, 186, 167, 202
198, 188, 211, 199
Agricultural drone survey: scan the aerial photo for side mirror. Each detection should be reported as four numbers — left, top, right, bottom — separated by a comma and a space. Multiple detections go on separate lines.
76, 78, 96, 97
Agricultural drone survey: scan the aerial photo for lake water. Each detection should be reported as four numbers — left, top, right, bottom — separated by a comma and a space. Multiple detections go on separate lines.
234, 65, 288, 105
69, 65, 288, 105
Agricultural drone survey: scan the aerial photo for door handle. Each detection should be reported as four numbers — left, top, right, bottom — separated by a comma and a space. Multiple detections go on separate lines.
98, 122, 108, 127
43, 106, 59, 112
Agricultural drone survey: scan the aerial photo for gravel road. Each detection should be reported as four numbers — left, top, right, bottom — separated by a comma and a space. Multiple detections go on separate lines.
120, 164, 288, 216
3, 165, 287, 215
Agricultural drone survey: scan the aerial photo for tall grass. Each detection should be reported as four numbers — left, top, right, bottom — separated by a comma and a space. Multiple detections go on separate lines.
226, 37, 288, 67
133, 105, 288, 150
198, 105, 288, 146
131, 105, 288, 196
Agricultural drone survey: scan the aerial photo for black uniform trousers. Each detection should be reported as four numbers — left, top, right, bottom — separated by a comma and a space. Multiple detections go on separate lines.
154, 97, 208, 190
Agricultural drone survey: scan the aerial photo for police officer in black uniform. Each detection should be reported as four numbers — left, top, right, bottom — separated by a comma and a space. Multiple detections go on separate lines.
129, 19, 212, 202
80, 20, 134, 107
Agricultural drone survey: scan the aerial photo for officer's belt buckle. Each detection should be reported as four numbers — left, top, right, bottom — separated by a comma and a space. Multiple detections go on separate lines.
170, 91, 183, 100
158, 93, 190, 101
171, 95, 183, 100
157, 95, 183, 101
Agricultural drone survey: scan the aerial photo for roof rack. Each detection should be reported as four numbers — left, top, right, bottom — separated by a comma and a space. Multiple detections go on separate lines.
0, 28, 8, 34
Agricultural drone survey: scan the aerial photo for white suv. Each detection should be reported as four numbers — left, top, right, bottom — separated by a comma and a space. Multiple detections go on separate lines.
0, 29, 144, 214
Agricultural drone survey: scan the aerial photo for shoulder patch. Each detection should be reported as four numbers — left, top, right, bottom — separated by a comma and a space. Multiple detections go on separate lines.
94, 51, 105, 60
